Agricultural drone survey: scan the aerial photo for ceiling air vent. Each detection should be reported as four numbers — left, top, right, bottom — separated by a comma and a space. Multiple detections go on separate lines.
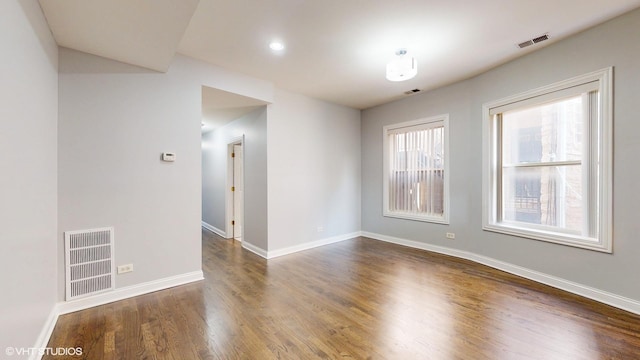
404, 89, 421, 95
518, 33, 550, 48
532, 34, 549, 44
518, 40, 534, 48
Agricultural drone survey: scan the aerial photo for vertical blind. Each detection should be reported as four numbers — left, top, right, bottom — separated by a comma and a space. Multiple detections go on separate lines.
388, 124, 445, 217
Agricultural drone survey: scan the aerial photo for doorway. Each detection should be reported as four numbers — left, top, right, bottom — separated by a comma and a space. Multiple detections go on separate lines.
201, 86, 267, 246
226, 137, 244, 241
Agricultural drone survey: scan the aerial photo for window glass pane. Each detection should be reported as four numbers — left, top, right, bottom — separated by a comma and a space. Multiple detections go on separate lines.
502, 165, 583, 233
484, 68, 611, 251
502, 95, 584, 165
389, 125, 444, 216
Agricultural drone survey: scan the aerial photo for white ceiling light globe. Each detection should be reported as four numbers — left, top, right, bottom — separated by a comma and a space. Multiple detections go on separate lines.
386, 49, 417, 82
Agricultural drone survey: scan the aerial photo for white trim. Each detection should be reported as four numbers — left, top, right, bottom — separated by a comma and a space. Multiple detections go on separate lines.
241, 241, 268, 259
482, 223, 606, 252
361, 231, 640, 315
267, 232, 361, 259
225, 136, 244, 239
362, 231, 468, 260
31, 271, 203, 358
382, 114, 450, 224
482, 67, 613, 252
383, 212, 449, 224
33, 230, 640, 356
238, 232, 360, 260
488, 81, 600, 116
56, 271, 203, 315
202, 221, 226, 238
483, 68, 609, 114
29, 306, 60, 360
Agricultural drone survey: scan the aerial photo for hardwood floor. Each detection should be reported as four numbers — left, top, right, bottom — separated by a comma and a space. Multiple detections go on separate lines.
46, 231, 640, 359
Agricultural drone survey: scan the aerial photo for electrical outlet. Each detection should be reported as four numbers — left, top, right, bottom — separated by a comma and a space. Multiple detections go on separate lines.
117, 264, 133, 274
446, 232, 456, 240
317, 226, 324, 233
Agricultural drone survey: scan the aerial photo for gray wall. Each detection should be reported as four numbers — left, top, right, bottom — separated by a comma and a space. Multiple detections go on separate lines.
362, 8, 640, 301
202, 107, 268, 250
201, 130, 226, 232
58, 49, 273, 300
0, 0, 59, 352
268, 89, 362, 252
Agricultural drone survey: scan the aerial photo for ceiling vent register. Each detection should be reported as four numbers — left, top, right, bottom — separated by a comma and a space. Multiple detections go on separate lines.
404, 89, 421, 95
518, 34, 550, 48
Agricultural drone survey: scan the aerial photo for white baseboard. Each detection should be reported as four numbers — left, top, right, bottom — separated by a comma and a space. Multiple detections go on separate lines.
35, 230, 639, 359
242, 241, 268, 259
56, 270, 204, 315
361, 231, 640, 315
29, 306, 60, 360
267, 232, 360, 259
202, 221, 226, 238
239, 232, 360, 260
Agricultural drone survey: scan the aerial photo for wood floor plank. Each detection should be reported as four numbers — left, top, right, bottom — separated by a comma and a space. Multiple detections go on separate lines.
45, 232, 640, 359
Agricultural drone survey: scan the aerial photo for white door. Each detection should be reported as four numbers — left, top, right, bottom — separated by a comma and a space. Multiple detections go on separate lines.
233, 144, 243, 240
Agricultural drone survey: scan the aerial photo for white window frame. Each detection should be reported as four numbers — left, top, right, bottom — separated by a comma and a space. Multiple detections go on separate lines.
482, 68, 613, 252
383, 114, 450, 224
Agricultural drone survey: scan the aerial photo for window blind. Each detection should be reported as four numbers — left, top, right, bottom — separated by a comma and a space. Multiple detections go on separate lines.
388, 125, 445, 217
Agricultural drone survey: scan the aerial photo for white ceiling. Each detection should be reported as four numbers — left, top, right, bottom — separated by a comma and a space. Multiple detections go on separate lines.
201, 86, 268, 132
39, 0, 199, 72
40, 0, 640, 109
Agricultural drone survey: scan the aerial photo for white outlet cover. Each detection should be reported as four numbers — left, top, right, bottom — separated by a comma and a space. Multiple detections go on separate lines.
117, 264, 133, 274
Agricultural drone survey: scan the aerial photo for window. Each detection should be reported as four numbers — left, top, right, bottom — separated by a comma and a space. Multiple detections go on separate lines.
383, 115, 449, 224
482, 68, 613, 252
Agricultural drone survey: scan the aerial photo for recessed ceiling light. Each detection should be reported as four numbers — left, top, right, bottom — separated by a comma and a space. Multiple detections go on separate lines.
269, 41, 285, 51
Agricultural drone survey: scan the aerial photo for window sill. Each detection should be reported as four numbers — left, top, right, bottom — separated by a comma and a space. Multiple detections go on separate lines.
384, 211, 449, 225
482, 222, 612, 253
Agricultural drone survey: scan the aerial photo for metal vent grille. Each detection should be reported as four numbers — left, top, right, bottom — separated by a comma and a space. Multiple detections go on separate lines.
532, 34, 549, 44
65, 227, 115, 300
518, 40, 534, 48
518, 33, 550, 48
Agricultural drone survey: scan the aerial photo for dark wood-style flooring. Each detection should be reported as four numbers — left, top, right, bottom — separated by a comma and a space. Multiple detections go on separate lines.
45, 231, 640, 359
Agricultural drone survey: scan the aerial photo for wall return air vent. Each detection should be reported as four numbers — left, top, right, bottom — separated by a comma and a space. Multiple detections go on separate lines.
64, 227, 115, 300
518, 34, 550, 48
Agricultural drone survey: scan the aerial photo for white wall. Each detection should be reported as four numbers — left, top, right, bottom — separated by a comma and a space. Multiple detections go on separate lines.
267, 89, 361, 252
0, 0, 58, 353
202, 107, 268, 250
361, 8, 640, 302
58, 49, 273, 299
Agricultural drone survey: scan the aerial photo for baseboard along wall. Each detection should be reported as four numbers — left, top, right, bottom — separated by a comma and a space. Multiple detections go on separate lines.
201, 221, 226, 238
37, 228, 640, 359
361, 231, 640, 316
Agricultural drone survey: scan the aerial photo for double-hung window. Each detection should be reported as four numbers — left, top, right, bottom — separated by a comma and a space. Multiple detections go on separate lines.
383, 115, 449, 224
483, 68, 613, 252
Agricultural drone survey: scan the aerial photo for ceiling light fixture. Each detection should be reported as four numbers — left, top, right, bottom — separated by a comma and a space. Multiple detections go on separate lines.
269, 41, 285, 51
386, 49, 417, 82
